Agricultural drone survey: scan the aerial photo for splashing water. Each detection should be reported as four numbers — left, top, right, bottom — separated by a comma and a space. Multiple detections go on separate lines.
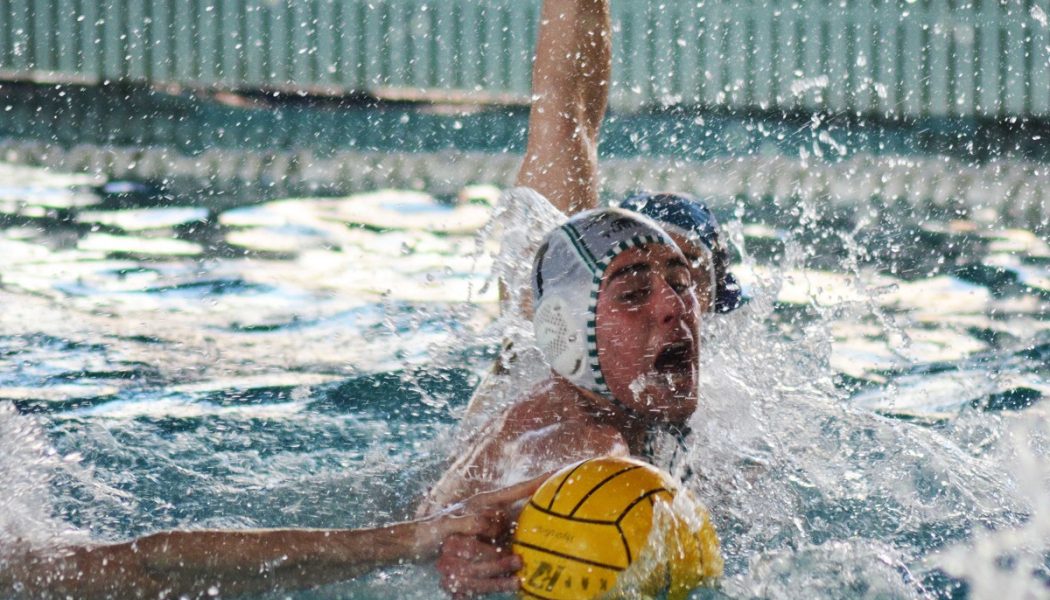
454, 189, 1048, 598
0, 162, 1047, 598
934, 415, 1050, 598
1032, 5, 1049, 30
0, 403, 70, 551
673, 228, 1043, 597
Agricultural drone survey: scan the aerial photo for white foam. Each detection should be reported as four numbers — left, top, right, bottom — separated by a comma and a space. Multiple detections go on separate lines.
934, 414, 1050, 597
0, 404, 87, 551
68, 397, 305, 420
665, 232, 1031, 594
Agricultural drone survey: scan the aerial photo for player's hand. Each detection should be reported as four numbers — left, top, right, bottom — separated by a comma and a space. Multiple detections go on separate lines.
433, 476, 548, 598
437, 533, 521, 598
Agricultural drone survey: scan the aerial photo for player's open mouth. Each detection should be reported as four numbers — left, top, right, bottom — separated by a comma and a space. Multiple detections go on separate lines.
653, 340, 695, 374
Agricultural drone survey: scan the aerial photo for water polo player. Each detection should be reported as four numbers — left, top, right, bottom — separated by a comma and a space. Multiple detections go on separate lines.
428, 206, 703, 596
427, 0, 742, 594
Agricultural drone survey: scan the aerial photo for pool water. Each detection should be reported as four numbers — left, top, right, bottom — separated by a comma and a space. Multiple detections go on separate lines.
0, 160, 1048, 599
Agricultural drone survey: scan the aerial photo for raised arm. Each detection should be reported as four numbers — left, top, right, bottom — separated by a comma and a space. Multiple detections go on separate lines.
517, 0, 611, 214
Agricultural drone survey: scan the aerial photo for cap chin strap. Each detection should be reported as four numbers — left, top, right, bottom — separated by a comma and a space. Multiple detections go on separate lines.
569, 374, 650, 422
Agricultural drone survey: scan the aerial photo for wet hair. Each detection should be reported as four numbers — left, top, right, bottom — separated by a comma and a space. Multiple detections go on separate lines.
619, 192, 745, 313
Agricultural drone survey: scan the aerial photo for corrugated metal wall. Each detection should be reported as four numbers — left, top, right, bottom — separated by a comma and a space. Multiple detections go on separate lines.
1, 0, 1048, 118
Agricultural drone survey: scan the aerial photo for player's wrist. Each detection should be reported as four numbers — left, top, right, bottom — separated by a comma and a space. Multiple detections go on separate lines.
408, 515, 453, 561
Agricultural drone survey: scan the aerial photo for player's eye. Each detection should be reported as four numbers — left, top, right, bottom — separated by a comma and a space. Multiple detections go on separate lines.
668, 269, 692, 295
620, 287, 651, 303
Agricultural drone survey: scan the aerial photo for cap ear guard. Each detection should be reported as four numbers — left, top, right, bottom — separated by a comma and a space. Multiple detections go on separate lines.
533, 297, 588, 382
531, 225, 603, 392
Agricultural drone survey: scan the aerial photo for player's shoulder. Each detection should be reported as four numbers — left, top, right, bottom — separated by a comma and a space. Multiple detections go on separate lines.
507, 390, 626, 452
500, 378, 571, 429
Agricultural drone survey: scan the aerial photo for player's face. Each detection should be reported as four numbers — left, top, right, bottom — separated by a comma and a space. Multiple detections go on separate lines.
666, 232, 715, 313
594, 244, 700, 425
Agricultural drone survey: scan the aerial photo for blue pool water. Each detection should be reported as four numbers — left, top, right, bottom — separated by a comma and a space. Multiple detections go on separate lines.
0, 159, 1048, 598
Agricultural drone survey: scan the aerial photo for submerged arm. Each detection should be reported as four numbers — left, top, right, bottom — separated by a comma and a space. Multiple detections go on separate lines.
517, 0, 611, 214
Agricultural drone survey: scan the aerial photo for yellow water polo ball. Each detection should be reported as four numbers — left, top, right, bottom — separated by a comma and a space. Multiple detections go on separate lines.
513, 456, 723, 600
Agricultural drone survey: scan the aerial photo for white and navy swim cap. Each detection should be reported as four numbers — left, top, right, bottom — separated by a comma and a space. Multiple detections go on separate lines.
531, 206, 677, 399
620, 192, 745, 313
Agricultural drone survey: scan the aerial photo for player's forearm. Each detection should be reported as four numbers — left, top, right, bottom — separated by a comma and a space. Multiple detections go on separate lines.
133, 524, 432, 588
531, 0, 611, 133
519, 0, 611, 213
573, 0, 612, 135
3, 524, 438, 599
2, 542, 164, 599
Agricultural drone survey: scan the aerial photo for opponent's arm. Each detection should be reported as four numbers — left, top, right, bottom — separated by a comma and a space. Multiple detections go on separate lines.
517, 0, 611, 214
3, 479, 542, 599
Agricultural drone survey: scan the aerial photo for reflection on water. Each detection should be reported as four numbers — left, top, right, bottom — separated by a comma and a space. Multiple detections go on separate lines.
0, 159, 1048, 598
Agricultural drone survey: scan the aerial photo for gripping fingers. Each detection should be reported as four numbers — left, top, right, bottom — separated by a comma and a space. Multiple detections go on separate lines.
456, 553, 521, 580
437, 535, 523, 598
441, 556, 522, 598
446, 572, 522, 599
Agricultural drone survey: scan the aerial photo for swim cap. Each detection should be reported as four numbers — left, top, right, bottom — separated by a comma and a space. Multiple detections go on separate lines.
620, 192, 744, 313
532, 205, 677, 400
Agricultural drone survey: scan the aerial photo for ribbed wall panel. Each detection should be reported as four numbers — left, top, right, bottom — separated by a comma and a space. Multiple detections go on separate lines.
0, 0, 1047, 118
